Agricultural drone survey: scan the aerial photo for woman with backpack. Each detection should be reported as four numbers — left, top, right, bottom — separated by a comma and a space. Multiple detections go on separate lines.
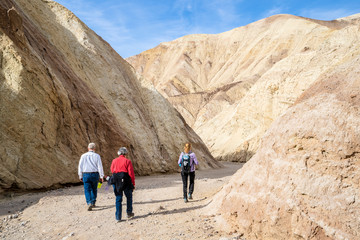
110, 147, 135, 222
178, 143, 198, 202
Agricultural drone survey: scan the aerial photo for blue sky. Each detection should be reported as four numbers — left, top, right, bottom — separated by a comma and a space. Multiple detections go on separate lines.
54, 0, 360, 58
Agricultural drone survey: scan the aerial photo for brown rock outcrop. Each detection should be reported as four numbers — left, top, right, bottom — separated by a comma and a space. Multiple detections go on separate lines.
127, 14, 360, 162
0, 0, 218, 193
205, 55, 360, 239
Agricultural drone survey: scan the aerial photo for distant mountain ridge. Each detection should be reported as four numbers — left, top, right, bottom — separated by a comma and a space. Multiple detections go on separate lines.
127, 13, 360, 162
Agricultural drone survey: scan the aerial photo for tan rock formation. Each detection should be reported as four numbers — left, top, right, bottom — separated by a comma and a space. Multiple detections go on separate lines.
0, 0, 218, 193
127, 14, 360, 162
205, 55, 360, 239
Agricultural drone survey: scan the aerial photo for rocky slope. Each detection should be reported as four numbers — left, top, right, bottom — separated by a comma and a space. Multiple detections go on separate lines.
127, 13, 360, 162
0, 0, 219, 193
205, 53, 360, 239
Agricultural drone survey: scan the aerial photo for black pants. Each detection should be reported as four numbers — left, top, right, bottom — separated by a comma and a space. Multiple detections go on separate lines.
181, 171, 195, 199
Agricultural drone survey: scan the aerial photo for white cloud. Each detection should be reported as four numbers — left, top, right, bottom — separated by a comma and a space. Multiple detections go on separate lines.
55, 0, 250, 57
263, 7, 284, 18
56, 0, 136, 55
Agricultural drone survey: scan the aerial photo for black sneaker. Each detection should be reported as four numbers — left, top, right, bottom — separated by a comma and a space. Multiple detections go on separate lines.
184, 198, 188, 203
127, 212, 135, 218
188, 194, 193, 200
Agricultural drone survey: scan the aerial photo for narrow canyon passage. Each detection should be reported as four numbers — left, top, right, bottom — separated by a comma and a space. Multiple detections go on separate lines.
1, 162, 244, 240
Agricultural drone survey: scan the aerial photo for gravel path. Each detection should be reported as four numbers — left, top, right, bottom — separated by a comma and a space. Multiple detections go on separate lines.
0, 162, 244, 240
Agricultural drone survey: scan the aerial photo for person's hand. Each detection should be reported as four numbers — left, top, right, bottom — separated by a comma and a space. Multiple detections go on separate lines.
80, 178, 83, 182
99, 178, 103, 183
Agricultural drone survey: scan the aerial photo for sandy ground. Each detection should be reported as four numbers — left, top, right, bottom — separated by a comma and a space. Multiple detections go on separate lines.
0, 162, 244, 240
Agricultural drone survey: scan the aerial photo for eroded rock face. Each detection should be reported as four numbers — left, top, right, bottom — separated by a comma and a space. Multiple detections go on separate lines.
205, 56, 360, 239
127, 14, 360, 162
0, 0, 218, 193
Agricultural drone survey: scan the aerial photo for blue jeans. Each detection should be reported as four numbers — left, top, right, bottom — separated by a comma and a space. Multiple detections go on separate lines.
113, 185, 133, 220
83, 172, 99, 205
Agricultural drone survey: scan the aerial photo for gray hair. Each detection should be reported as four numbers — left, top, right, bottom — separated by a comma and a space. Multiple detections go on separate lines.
117, 147, 128, 156
88, 143, 96, 150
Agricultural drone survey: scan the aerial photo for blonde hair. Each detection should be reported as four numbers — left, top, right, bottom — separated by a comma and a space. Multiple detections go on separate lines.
184, 143, 191, 153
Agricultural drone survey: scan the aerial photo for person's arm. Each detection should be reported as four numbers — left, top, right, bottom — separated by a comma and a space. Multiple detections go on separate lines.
97, 155, 104, 182
192, 153, 199, 165
178, 152, 183, 165
78, 156, 84, 181
127, 160, 136, 188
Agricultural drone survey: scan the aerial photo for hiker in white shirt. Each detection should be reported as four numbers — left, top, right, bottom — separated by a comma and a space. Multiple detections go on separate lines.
78, 143, 104, 211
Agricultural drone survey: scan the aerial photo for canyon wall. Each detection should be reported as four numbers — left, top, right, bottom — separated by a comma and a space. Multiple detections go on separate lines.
0, 0, 218, 193
205, 53, 360, 239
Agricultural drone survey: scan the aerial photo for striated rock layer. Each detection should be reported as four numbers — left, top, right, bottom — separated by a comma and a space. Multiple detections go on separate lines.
127, 14, 360, 162
205, 54, 360, 239
0, 0, 219, 193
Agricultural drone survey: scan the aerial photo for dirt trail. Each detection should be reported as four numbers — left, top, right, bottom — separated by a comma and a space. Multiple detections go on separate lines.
0, 162, 244, 240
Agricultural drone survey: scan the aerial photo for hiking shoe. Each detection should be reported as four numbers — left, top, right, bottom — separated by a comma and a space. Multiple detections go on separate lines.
184, 198, 188, 203
91, 203, 96, 208
116, 219, 123, 223
87, 205, 93, 211
188, 194, 193, 200
127, 212, 135, 218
